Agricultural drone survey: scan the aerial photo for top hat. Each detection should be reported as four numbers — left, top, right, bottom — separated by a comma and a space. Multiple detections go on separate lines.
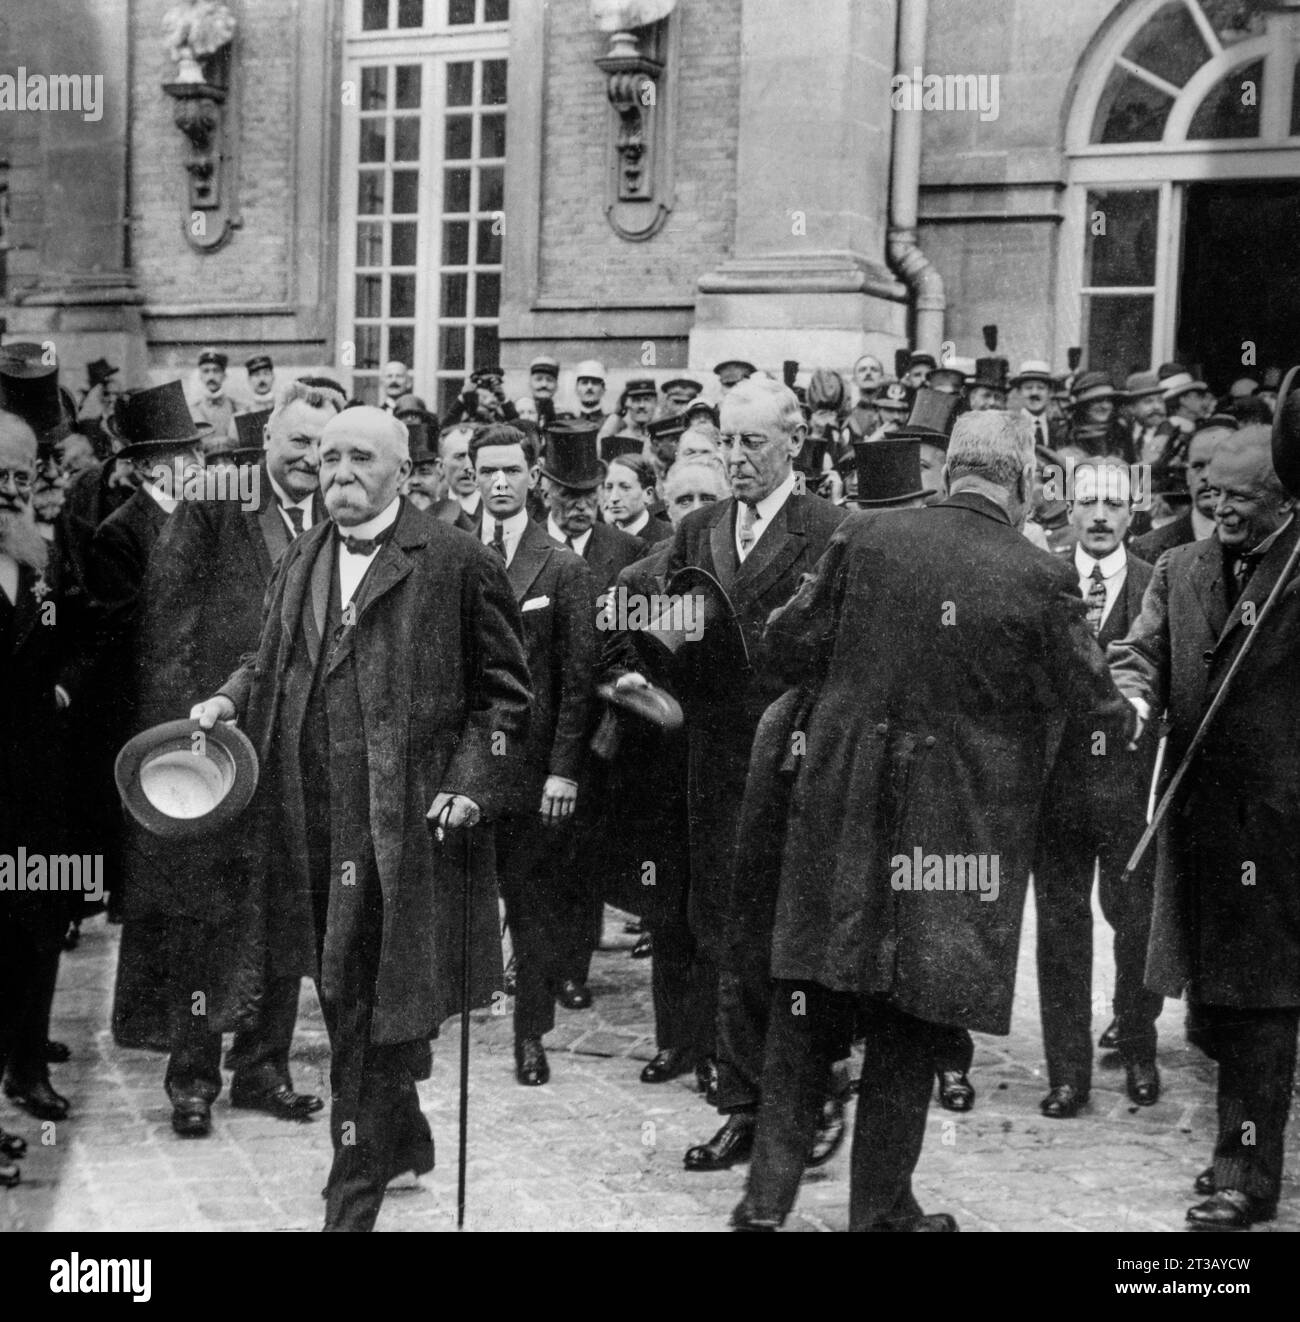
115, 718, 259, 840
624, 377, 658, 398
1162, 371, 1210, 403
601, 433, 647, 464
528, 355, 560, 377
574, 359, 607, 383
229, 407, 272, 456
197, 348, 228, 370
893, 387, 961, 445
661, 377, 702, 400
852, 438, 929, 507
541, 420, 603, 490
244, 354, 273, 375
1270, 365, 1300, 498
406, 420, 439, 465
1010, 359, 1052, 387
1123, 370, 1163, 399
590, 680, 685, 762
0, 342, 76, 445
86, 357, 119, 388
110, 380, 212, 457
971, 357, 1009, 393
633, 565, 751, 693
875, 380, 913, 413
795, 432, 832, 477
1070, 371, 1118, 408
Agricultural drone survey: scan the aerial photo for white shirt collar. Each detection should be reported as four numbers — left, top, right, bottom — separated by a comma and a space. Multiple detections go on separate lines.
619, 509, 651, 537
548, 514, 591, 556
1074, 542, 1126, 580
337, 496, 400, 549
751, 469, 798, 524
482, 507, 529, 564
458, 489, 482, 514
268, 473, 314, 524
1191, 507, 1216, 540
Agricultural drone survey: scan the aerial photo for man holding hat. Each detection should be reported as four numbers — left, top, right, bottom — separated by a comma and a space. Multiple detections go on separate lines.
244, 354, 276, 408
191, 404, 531, 1231
189, 349, 248, 445
573, 360, 609, 427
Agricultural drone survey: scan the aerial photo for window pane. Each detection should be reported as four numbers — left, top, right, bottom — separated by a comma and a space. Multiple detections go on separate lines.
447, 62, 474, 107
485, 0, 509, 24
359, 119, 387, 163
483, 60, 508, 106
361, 67, 387, 111
394, 65, 421, 109
356, 223, 383, 266
389, 326, 415, 367
362, 0, 388, 31
391, 222, 418, 265
440, 325, 466, 371
443, 220, 470, 265
476, 218, 502, 265
438, 379, 461, 415
1082, 295, 1154, 389
1200, 0, 1268, 46
356, 274, 383, 318
1091, 67, 1173, 144
473, 324, 499, 370
479, 166, 504, 212
1188, 59, 1263, 139
441, 273, 468, 317
480, 113, 506, 159
392, 170, 420, 214
393, 117, 420, 161
449, 0, 476, 24
353, 376, 379, 406
445, 115, 473, 160
356, 324, 382, 370
358, 172, 385, 215
1084, 189, 1157, 286
397, 0, 423, 27
444, 168, 471, 213
476, 272, 500, 316
390, 274, 416, 318
1122, 1, 1207, 89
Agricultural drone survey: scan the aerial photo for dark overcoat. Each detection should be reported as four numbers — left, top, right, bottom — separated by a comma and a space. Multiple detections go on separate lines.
1109, 517, 1300, 1007
219, 500, 531, 1043
765, 492, 1134, 1035
579, 520, 647, 592
1130, 511, 1194, 564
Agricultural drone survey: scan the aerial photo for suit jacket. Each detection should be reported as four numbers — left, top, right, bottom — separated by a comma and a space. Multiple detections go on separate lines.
431, 496, 480, 536
575, 519, 647, 591
764, 493, 1134, 1034
497, 519, 598, 812
617, 513, 672, 545
219, 500, 532, 1042
1108, 516, 1300, 1006
1131, 511, 1194, 564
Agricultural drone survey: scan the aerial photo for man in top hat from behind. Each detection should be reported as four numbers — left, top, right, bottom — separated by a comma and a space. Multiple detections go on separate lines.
244, 354, 276, 409
190, 405, 531, 1231
116, 379, 340, 1134
189, 349, 248, 445
573, 360, 610, 427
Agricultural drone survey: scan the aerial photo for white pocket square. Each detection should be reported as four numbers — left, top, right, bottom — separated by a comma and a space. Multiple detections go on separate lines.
522, 595, 551, 612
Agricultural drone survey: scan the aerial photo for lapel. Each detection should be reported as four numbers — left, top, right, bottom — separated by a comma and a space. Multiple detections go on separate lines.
1211, 515, 1300, 667
580, 524, 609, 584
279, 520, 332, 670
709, 501, 739, 595
11, 562, 42, 656
1185, 536, 1229, 642
251, 464, 285, 581
735, 495, 803, 604
507, 520, 551, 602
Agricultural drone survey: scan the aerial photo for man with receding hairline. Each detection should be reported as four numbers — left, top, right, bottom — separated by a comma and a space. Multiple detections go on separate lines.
191, 404, 531, 1230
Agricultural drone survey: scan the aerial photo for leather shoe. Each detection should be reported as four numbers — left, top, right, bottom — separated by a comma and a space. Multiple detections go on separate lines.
1194, 1167, 1216, 1196
1124, 1060, 1161, 1107
230, 1083, 324, 1121
641, 1047, 693, 1084
807, 1094, 846, 1167
695, 1056, 719, 1107
1040, 1084, 1089, 1118
630, 932, 653, 959
872, 1210, 959, 1232
4, 1077, 70, 1121
515, 1037, 550, 1086
937, 1070, 975, 1112
0, 1127, 27, 1160
557, 979, 592, 1010
684, 1112, 755, 1171
730, 1201, 779, 1231
1098, 1019, 1120, 1051
43, 1040, 71, 1064
171, 1097, 212, 1138
1187, 1189, 1275, 1230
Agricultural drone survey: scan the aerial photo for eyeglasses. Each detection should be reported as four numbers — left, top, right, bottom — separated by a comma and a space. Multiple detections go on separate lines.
719, 432, 775, 454
0, 468, 35, 492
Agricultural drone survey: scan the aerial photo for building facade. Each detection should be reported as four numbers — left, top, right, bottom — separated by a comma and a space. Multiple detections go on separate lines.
2, 0, 1297, 409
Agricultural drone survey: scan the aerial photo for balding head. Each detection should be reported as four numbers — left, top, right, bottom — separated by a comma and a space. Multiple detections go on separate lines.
1205, 424, 1294, 550
319, 405, 410, 527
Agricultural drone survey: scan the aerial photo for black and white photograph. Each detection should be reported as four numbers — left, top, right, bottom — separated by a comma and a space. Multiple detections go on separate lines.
2, 0, 1299, 1281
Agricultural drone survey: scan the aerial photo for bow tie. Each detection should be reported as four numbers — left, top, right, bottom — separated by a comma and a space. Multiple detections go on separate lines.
338, 527, 393, 556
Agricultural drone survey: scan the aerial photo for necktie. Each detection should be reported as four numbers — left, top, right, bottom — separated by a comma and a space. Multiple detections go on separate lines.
565, 534, 576, 551
491, 519, 507, 560
282, 505, 304, 537
737, 502, 757, 558
1228, 549, 1260, 607
339, 525, 393, 556
1085, 562, 1107, 635
1035, 418, 1046, 449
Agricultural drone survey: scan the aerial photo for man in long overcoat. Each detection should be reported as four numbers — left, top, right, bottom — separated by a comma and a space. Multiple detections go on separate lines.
193, 406, 531, 1231
735, 411, 1134, 1231
1109, 425, 1300, 1230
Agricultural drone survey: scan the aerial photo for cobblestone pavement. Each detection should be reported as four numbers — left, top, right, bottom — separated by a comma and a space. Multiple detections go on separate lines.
2, 893, 1297, 1234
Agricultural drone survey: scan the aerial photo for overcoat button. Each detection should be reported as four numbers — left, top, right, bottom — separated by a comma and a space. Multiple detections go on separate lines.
875, 723, 888, 735
1202, 649, 1214, 665
924, 736, 936, 747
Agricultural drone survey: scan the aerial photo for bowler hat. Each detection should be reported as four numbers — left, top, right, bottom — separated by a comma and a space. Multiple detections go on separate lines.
110, 380, 212, 457
197, 348, 228, 369
971, 357, 1009, 393
1010, 359, 1052, 387
86, 357, 119, 388
244, 354, 273, 375
590, 681, 684, 762
601, 434, 646, 463
0, 342, 75, 445
541, 420, 603, 490
634, 565, 751, 692
894, 387, 961, 444
115, 718, 259, 840
852, 439, 928, 508
624, 377, 658, 398
1070, 371, 1118, 408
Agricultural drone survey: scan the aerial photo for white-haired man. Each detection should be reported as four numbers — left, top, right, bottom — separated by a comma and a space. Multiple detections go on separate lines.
734, 410, 1135, 1230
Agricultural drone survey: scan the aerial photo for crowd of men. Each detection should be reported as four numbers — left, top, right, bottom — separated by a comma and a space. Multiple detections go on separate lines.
1, 332, 1296, 1234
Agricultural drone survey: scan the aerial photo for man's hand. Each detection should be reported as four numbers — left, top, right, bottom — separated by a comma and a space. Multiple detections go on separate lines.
539, 776, 577, 827
191, 696, 236, 729
427, 792, 481, 831
614, 671, 650, 692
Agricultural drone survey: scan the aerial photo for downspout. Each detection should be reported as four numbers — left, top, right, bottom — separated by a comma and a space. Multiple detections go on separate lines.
887, 0, 946, 356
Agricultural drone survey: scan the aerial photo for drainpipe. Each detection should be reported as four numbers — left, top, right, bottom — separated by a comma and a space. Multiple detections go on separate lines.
887, 0, 946, 356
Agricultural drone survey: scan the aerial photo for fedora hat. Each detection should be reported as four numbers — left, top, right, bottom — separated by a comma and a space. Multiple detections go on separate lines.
541, 419, 603, 490
115, 718, 259, 840
633, 565, 751, 693
1162, 371, 1210, 403
590, 680, 684, 761
1010, 359, 1052, 387
600, 433, 646, 464
852, 439, 928, 508
405, 419, 440, 465
1270, 365, 1300, 498
1070, 371, 1118, 408
110, 381, 212, 457
893, 386, 961, 444
0, 342, 76, 445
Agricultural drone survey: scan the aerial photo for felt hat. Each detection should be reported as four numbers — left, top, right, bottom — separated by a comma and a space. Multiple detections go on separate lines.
540, 420, 603, 490
851, 438, 929, 507
109, 381, 212, 458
